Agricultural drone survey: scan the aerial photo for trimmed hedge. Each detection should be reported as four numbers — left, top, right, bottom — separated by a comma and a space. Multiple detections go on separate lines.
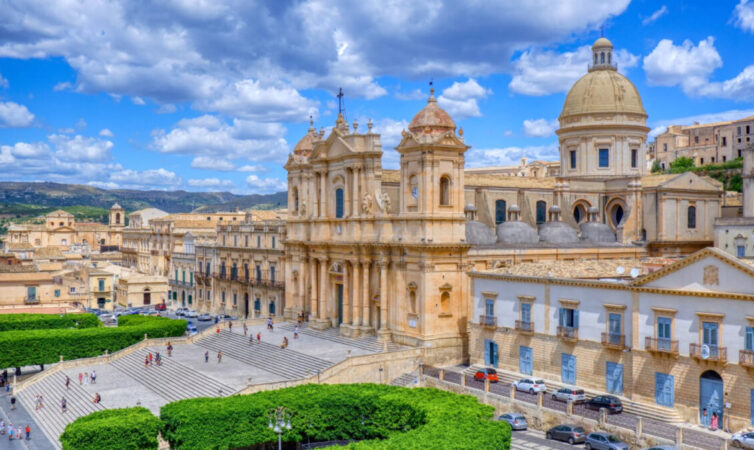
0, 313, 101, 331
0, 315, 186, 368
60, 407, 161, 450
160, 384, 510, 449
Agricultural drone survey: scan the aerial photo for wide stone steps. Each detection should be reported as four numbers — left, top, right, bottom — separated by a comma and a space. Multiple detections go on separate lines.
17, 372, 106, 448
109, 349, 234, 403
278, 322, 403, 353
390, 371, 419, 387
195, 330, 332, 380
462, 364, 685, 423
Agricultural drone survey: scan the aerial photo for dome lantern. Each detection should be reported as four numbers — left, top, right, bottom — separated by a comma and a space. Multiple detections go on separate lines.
590, 36, 616, 71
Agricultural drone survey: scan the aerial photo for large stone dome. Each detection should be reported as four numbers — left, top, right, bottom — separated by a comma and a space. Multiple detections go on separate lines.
408, 89, 456, 135
560, 69, 646, 119
293, 120, 316, 156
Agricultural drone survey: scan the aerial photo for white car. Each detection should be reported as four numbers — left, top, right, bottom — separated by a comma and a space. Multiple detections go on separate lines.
552, 387, 587, 404
513, 378, 547, 394
731, 432, 754, 449
185, 309, 198, 318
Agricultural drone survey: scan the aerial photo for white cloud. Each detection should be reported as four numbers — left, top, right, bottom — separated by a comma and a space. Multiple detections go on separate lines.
642, 5, 668, 25
245, 174, 287, 194
157, 104, 177, 114
49, 134, 113, 162
523, 118, 558, 137
109, 168, 182, 187
53, 81, 72, 91
437, 79, 492, 119
509, 45, 639, 96
734, 0, 754, 33
57, 127, 75, 134
0, 74, 8, 89
191, 156, 236, 171
75, 118, 87, 129
642, 37, 721, 94
131, 96, 146, 105
0, 101, 34, 127
238, 164, 268, 173
394, 88, 426, 101
1, 142, 49, 159
370, 118, 408, 169
187, 178, 234, 188
649, 108, 754, 138
150, 115, 289, 162
99, 128, 114, 137
467, 143, 559, 167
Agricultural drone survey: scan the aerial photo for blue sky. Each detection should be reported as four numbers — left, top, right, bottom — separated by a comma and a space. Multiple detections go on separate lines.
2, 0, 754, 194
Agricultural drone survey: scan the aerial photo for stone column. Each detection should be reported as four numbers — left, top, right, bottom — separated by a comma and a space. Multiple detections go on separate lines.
352, 167, 360, 218
318, 258, 327, 320
351, 260, 360, 327
320, 171, 327, 218
361, 260, 370, 328
309, 259, 318, 320
377, 257, 391, 341
343, 262, 352, 325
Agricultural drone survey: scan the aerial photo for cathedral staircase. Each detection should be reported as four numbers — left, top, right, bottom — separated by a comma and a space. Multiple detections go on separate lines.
277, 322, 404, 353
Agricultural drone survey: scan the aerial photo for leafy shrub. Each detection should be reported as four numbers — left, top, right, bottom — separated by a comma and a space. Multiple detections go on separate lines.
0, 316, 185, 368
160, 384, 510, 449
0, 313, 101, 331
60, 407, 160, 450
117, 314, 176, 327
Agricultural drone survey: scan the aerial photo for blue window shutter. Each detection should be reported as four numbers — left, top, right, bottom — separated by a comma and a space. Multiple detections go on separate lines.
558, 308, 564, 327
747, 327, 754, 351
335, 188, 344, 218
574, 310, 580, 329
655, 373, 663, 405
751, 390, 754, 425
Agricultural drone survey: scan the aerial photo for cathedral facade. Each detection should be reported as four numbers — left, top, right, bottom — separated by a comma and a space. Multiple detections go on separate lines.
284, 37, 723, 362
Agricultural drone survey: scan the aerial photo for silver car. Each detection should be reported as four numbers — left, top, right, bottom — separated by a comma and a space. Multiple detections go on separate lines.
585, 432, 629, 450
552, 387, 587, 404
513, 378, 547, 394
731, 431, 754, 449
641, 446, 676, 450
498, 413, 527, 431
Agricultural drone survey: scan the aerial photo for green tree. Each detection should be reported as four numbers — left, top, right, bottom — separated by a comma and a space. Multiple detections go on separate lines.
651, 159, 663, 173
669, 156, 695, 173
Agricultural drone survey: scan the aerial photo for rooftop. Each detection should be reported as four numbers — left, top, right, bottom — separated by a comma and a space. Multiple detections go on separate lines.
483, 257, 678, 280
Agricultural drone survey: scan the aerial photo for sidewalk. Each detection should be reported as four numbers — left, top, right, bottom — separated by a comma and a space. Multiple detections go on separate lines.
0, 391, 57, 450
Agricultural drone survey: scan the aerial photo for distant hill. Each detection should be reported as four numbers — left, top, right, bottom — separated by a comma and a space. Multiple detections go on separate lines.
0, 181, 287, 213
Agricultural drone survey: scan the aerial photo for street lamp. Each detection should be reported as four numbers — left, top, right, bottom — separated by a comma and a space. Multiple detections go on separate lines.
268, 406, 291, 450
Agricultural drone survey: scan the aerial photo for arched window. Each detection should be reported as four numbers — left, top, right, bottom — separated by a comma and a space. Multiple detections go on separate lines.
607, 52, 612, 64
495, 200, 506, 225
115, 212, 120, 224
409, 175, 419, 202
440, 292, 450, 314
573, 203, 587, 224
335, 188, 344, 218
292, 187, 299, 214
601, 52, 605, 63
536, 201, 547, 224
593, 53, 597, 65
688, 205, 696, 229
409, 290, 417, 314
439, 176, 451, 206
610, 205, 624, 228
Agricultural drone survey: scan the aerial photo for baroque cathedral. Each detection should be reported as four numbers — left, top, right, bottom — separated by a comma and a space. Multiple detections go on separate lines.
283, 37, 722, 362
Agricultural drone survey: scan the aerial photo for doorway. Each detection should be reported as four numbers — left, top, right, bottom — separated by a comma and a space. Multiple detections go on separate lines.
484, 339, 498, 367
336, 283, 344, 325
244, 293, 249, 319
143, 289, 151, 305
700, 370, 724, 425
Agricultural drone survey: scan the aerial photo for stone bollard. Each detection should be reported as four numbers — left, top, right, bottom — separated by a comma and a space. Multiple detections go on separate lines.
636, 417, 643, 440
599, 408, 607, 427
461, 375, 466, 387
439, 369, 445, 381
675, 427, 683, 446
60, 355, 64, 363
567, 399, 573, 416
144, 333, 148, 340
537, 391, 543, 409
510, 384, 516, 400
485, 378, 490, 392
722, 438, 728, 450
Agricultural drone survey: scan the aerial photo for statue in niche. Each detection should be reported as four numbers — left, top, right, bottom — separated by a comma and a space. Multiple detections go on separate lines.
381, 191, 391, 213
362, 193, 373, 214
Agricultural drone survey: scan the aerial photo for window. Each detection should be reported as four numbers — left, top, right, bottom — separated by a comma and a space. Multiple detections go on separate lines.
655, 372, 674, 407
600, 52, 605, 63
269, 300, 276, 315
722, 137, 727, 146
519, 346, 533, 375
272, 236, 276, 248
254, 297, 261, 312
631, 149, 637, 168
245, 235, 249, 247
663, 143, 668, 152
495, 200, 506, 225
598, 148, 609, 167
188, 294, 192, 305
293, 187, 299, 214
657, 317, 672, 350
256, 265, 262, 282
175, 269, 178, 281
410, 175, 419, 201
521, 302, 532, 327
221, 291, 226, 303
220, 262, 226, 278
190, 272, 193, 286
182, 270, 186, 283
222, 235, 226, 246
205, 262, 210, 276
561, 353, 576, 384
484, 299, 494, 317
54, 289, 60, 298
608, 313, 621, 345
570, 150, 576, 169
748, 125, 751, 134
695, 136, 699, 144
723, 156, 727, 162
233, 235, 237, 246
606, 362, 623, 395
687, 205, 696, 229
536, 201, 546, 224
738, 126, 742, 136
115, 212, 120, 224
98, 279, 105, 291
257, 236, 261, 248
746, 326, 754, 351
244, 263, 249, 281
270, 266, 276, 282
738, 246, 746, 257
439, 176, 451, 206
700, 158, 704, 165
233, 293, 237, 305
335, 188, 344, 218
558, 307, 578, 329
711, 157, 715, 163
702, 321, 719, 357
231, 263, 237, 280
440, 292, 450, 314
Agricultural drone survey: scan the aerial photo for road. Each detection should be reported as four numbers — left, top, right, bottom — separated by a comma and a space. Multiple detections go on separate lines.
511, 429, 576, 450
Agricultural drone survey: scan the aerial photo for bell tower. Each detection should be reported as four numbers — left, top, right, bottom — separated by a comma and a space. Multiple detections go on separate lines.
109, 203, 124, 228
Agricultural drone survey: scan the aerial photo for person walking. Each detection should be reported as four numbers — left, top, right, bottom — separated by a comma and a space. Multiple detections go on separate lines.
38, 394, 43, 410
156, 353, 162, 366
216, 326, 221, 335
78, 372, 83, 385
266, 317, 272, 330
8, 425, 14, 441
84, 372, 89, 385
65, 376, 70, 390
91, 370, 96, 384
144, 355, 149, 368
294, 325, 299, 339
167, 341, 173, 357
257, 331, 261, 343
228, 321, 233, 331
217, 351, 223, 363
61, 397, 67, 413
25, 425, 30, 440
204, 351, 209, 363
148, 352, 153, 366
243, 323, 248, 336
10, 395, 16, 410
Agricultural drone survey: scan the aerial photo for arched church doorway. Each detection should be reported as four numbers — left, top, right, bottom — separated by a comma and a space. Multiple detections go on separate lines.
244, 293, 249, 319
700, 370, 724, 426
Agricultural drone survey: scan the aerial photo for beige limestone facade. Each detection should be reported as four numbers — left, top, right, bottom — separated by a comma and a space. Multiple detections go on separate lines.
115, 272, 169, 308
715, 144, 754, 258
0, 265, 88, 311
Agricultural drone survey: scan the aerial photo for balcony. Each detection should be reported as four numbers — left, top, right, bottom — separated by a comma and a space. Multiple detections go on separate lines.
740, 350, 754, 368
690, 343, 727, 363
556, 326, 578, 341
24, 296, 40, 304
515, 320, 534, 334
645, 337, 679, 356
478, 315, 497, 328
601, 332, 626, 350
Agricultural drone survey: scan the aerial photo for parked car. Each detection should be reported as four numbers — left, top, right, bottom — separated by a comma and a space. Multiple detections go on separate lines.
186, 322, 198, 335
175, 307, 187, 316
474, 368, 498, 383
185, 309, 198, 318
731, 431, 754, 449
545, 424, 587, 445
155, 303, 167, 311
585, 432, 630, 450
641, 446, 676, 450
585, 395, 623, 413
552, 387, 587, 404
98, 314, 116, 325
512, 378, 547, 394
497, 413, 527, 431
198, 313, 212, 322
